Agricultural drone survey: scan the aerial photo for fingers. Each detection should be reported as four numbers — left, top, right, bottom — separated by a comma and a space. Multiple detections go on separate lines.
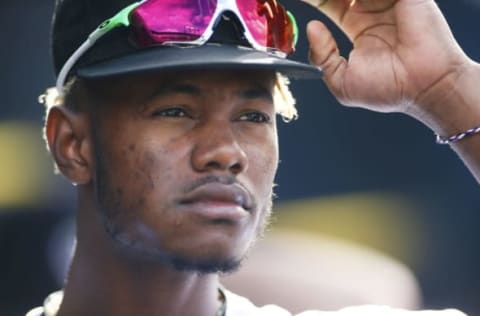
300, 0, 351, 24
353, 0, 397, 13
300, 0, 398, 27
307, 20, 349, 104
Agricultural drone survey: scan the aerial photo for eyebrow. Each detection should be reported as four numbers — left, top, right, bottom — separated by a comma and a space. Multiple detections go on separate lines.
147, 83, 202, 100
142, 82, 274, 107
241, 86, 274, 103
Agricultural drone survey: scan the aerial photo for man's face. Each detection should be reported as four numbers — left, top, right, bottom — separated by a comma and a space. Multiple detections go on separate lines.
88, 69, 279, 273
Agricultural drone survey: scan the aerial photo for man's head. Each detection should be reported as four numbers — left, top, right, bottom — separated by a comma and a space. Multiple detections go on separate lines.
51, 69, 281, 274
42, 0, 321, 274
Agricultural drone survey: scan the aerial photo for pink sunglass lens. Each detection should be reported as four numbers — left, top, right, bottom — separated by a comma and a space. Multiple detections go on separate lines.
236, 0, 268, 47
131, 0, 217, 47
237, 0, 293, 54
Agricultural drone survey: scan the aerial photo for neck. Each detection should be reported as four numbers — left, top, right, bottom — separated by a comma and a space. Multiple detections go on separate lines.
58, 189, 221, 316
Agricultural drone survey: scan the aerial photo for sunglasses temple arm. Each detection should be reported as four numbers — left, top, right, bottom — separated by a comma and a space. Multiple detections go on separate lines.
56, 39, 94, 95
56, 1, 143, 95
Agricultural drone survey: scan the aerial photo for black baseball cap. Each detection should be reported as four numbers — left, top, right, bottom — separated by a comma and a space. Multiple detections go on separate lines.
51, 0, 323, 82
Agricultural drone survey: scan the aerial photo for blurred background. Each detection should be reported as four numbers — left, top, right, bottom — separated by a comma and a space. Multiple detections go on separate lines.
0, 0, 479, 315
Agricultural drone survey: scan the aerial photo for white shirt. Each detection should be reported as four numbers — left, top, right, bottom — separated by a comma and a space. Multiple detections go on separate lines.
26, 290, 467, 316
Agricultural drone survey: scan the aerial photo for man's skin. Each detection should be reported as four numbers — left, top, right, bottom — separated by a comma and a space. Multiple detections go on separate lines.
47, 70, 278, 316
44, 0, 480, 315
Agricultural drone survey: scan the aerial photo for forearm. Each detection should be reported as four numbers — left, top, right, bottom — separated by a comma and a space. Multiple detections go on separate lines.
408, 60, 480, 183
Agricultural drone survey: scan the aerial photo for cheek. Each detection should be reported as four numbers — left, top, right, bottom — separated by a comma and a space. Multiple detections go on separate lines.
97, 139, 191, 248
99, 137, 181, 218
114, 145, 162, 201
245, 131, 279, 201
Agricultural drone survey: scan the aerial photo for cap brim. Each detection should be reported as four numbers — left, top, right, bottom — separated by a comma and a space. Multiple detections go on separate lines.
76, 44, 322, 80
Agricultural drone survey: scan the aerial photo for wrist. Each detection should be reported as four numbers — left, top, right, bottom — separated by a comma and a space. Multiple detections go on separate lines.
407, 60, 480, 139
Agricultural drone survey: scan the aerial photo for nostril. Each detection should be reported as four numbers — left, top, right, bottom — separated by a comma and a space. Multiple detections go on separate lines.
191, 132, 248, 174
205, 161, 222, 170
203, 161, 243, 174
229, 162, 243, 175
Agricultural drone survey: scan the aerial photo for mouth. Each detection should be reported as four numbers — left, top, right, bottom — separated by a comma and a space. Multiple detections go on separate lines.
178, 182, 254, 221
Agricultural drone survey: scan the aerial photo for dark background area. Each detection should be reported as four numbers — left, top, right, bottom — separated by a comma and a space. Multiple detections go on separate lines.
0, 0, 479, 315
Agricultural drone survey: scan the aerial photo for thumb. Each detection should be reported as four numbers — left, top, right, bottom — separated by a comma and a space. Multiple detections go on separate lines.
307, 20, 349, 104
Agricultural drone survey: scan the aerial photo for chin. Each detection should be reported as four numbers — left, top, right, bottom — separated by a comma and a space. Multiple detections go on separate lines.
168, 254, 243, 275
118, 237, 245, 274
105, 220, 251, 274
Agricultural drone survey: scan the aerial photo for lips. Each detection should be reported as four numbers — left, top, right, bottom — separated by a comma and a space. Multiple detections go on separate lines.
177, 177, 254, 224
179, 182, 254, 211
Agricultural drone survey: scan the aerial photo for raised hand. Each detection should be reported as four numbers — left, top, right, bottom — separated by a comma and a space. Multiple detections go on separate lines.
301, 0, 480, 181
302, 0, 472, 114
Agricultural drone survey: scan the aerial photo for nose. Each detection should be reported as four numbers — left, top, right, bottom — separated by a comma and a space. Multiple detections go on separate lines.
191, 123, 248, 175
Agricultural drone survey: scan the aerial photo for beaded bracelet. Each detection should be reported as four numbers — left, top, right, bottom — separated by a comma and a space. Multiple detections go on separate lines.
435, 126, 480, 145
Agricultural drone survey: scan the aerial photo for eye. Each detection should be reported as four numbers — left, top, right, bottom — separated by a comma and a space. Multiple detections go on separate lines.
238, 111, 271, 123
152, 107, 189, 118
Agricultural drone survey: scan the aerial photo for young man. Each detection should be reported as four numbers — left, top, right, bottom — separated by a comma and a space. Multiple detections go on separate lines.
29, 0, 479, 315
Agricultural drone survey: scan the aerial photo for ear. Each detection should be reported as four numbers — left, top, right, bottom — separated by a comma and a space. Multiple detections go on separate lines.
46, 106, 93, 185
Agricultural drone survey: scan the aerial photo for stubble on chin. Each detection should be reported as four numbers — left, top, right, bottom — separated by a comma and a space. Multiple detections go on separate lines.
98, 177, 275, 275
91, 132, 276, 274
